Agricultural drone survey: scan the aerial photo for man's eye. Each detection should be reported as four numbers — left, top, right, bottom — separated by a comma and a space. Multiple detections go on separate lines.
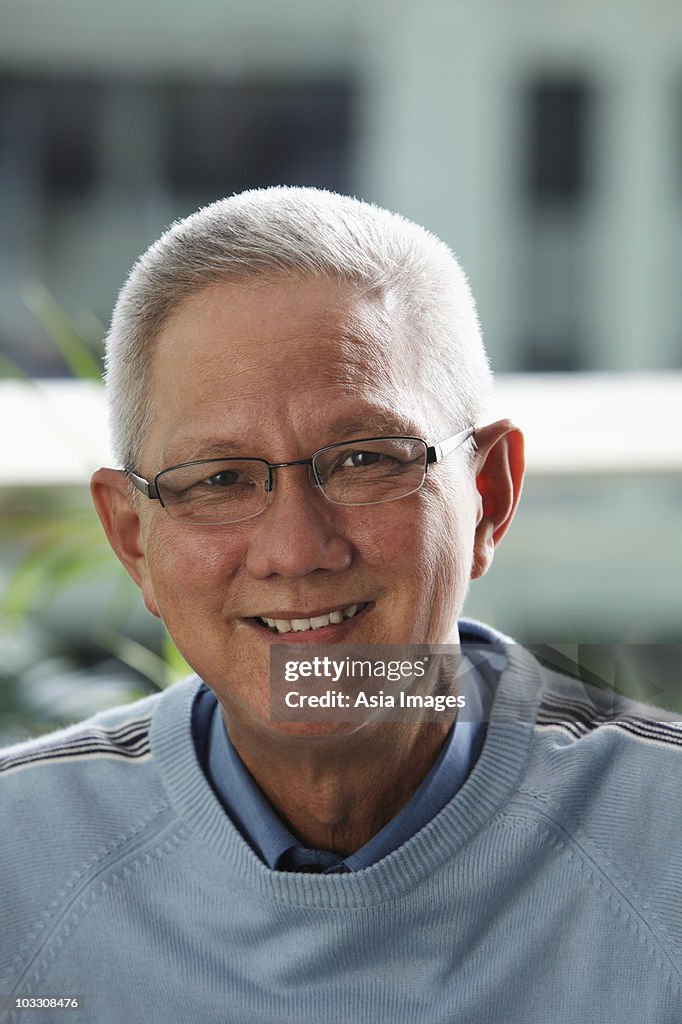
203, 470, 243, 487
340, 450, 384, 469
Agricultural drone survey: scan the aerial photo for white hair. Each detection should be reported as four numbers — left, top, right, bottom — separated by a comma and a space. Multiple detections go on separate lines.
104, 186, 493, 469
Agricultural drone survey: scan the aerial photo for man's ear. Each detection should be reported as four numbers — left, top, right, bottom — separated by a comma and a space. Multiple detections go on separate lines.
470, 419, 525, 581
90, 468, 161, 618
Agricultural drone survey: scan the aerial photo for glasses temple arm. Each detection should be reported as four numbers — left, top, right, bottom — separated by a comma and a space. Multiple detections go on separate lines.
426, 426, 476, 465
126, 470, 160, 501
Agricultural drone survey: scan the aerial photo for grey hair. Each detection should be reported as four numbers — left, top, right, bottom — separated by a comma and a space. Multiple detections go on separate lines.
104, 186, 493, 469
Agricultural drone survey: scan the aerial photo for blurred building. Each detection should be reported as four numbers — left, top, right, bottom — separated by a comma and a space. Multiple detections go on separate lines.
1, 0, 680, 375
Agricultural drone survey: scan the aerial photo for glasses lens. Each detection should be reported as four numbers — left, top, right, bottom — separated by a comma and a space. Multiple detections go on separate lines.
314, 438, 427, 506
156, 459, 269, 524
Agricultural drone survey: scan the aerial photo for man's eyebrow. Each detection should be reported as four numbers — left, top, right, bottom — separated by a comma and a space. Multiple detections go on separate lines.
163, 439, 245, 464
324, 412, 424, 438
164, 417, 425, 464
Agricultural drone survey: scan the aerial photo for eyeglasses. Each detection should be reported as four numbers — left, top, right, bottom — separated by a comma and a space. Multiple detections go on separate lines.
126, 427, 475, 527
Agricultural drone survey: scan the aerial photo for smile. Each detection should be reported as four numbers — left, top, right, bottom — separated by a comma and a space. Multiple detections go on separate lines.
254, 603, 368, 635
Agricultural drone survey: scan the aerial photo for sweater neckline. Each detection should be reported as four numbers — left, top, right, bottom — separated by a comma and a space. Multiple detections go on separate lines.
150, 635, 542, 909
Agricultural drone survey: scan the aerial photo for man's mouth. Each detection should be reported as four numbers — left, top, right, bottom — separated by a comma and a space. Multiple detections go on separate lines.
252, 602, 368, 635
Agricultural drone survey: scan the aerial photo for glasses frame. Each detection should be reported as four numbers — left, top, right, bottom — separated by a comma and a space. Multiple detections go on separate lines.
126, 426, 475, 524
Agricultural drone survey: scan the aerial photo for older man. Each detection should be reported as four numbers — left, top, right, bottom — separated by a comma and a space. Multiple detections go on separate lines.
2, 188, 681, 1023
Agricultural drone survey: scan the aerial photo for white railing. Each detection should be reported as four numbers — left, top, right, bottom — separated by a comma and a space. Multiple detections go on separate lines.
1, 373, 681, 485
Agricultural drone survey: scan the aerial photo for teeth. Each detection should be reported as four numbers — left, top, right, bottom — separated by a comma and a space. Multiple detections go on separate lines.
257, 603, 364, 634
310, 615, 331, 629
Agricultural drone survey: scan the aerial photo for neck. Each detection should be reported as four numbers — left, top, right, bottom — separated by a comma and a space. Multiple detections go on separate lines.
222, 713, 455, 856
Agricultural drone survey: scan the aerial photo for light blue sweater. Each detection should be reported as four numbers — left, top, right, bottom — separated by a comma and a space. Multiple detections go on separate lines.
2, 636, 682, 1023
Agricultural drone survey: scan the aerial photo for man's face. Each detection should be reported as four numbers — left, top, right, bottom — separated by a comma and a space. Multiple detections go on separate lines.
129, 276, 481, 735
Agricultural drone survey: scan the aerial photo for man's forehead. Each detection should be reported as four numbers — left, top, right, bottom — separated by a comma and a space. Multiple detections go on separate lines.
154, 275, 411, 358
148, 278, 421, 403
142, 276, 441, 465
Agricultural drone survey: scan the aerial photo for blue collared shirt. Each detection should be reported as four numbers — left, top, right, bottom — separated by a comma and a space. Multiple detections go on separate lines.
193, 645, 496, 873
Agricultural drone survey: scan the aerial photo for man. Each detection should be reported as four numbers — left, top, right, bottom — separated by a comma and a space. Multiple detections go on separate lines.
2, 187, 681, 1023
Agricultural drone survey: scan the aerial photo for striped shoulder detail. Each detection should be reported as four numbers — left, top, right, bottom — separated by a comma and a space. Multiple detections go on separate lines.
0, 714, 153, 778
537, 691, 682, 749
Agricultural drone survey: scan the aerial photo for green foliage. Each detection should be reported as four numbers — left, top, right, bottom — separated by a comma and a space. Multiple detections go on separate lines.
2, 507, 113, 620
21, 282, 104, 380
93, 626, 193, 691
0, 288, 191, 743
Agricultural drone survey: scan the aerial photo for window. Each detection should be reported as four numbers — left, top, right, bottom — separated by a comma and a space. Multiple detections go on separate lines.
525, 78, 591, 206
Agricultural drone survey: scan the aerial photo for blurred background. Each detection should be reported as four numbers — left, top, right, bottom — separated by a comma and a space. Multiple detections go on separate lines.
1, 0, 680, 741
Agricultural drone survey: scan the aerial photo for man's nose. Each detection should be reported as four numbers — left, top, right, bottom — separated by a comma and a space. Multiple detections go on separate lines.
244, 466, 353, 579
